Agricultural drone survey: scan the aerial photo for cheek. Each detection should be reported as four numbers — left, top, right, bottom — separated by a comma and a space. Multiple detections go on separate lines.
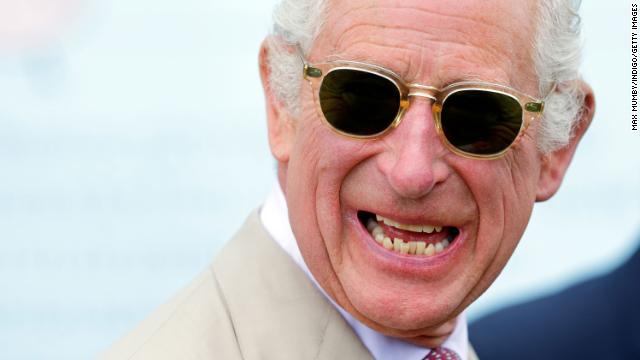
285, 114, 376, 267
458, 153, 540, 253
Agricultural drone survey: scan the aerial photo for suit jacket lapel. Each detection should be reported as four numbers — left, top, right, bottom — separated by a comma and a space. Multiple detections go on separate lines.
212, 211, 373, 360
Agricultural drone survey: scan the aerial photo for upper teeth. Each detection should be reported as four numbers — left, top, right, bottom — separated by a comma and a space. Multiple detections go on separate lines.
376, 214, 443, 233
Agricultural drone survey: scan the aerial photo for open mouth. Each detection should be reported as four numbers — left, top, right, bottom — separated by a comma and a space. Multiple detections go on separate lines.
357, 211, 460, 256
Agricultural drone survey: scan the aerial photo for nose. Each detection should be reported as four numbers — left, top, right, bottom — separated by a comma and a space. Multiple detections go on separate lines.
378, 98, 450, 199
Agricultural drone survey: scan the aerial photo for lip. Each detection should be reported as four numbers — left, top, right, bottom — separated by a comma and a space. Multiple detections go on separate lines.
347, 209, 468, 277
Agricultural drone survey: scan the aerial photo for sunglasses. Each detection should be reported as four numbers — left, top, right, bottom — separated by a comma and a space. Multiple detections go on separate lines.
298, 48, 552, 159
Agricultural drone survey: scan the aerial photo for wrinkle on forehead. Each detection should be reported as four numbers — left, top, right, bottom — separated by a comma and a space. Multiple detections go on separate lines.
327, 37, 512, 88
315, 0, 538, 90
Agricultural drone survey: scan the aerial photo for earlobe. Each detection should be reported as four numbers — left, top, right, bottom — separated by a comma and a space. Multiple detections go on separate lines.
259, 39, 296, 164
535, 81, 595, 202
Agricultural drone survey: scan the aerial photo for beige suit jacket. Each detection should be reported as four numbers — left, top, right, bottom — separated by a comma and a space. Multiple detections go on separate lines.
98, 211, 479, 360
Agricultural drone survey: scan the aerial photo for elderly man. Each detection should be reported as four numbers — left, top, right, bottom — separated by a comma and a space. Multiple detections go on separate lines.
99, 0, 594, 359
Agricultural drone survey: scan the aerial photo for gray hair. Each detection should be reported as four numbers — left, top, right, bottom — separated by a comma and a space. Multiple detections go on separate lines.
265, 0, 585, 153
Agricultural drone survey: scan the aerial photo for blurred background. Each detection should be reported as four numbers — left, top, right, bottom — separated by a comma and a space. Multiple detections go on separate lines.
0, 1, 638, 359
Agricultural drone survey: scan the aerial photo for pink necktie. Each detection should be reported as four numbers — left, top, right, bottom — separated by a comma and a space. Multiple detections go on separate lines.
423, 347, 461, 360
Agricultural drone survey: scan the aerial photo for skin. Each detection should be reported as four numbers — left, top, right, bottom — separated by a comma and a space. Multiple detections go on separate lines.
259, 0, 595, 348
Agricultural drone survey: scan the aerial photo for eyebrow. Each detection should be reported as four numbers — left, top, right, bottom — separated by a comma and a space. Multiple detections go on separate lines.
440, 73, 511, 88
323, 54, 513, 89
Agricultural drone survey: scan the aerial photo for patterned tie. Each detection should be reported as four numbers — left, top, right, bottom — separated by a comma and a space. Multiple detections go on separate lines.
423, 347, 461, 360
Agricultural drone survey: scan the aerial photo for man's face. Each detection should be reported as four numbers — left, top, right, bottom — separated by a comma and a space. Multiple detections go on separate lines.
271, 0, 555, 344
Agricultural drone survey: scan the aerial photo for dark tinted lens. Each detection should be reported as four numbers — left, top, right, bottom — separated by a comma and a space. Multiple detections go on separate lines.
319, 69, 400, 136
441, 90, 523, 155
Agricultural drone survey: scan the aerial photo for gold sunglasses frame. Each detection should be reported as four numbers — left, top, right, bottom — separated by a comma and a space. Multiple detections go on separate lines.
298, 50, 550, 160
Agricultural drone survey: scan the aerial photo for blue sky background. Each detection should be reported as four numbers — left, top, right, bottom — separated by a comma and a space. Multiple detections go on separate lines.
0, 1, 639, 359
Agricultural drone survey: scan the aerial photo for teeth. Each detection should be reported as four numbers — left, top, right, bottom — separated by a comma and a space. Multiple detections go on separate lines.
366, 219, 378, 232
366, 218, 453, 257
416, 241, 426, 255
397, 223, 412, 231
372, 226, 384, 237
374, 215, 443, 234
408, 241, 417, 255
400, 242, 410, 254
424, 243, 436, 256
393, 238, 403, 252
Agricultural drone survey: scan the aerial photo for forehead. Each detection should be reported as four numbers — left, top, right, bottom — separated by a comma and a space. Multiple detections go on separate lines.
313, 0, 538, 89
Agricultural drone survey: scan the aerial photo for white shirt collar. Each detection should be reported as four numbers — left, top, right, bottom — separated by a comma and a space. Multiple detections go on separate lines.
259, 184, 469, 360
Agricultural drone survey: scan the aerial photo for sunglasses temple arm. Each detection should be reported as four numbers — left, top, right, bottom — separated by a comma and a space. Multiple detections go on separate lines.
524, 82, 556, 113
295, 43, 307, 65
295, 43, 323, 79
543, 82, 557, 100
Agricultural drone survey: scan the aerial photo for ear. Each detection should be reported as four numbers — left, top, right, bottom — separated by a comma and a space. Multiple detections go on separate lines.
536, 81, 595, 202
259, 39, 297, 164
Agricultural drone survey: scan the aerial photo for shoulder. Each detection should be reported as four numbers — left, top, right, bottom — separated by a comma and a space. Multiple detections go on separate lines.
97, 211, 371, 360
470, 245, 640, 360
97, 267, 242, 360
95, 213, 267, 360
